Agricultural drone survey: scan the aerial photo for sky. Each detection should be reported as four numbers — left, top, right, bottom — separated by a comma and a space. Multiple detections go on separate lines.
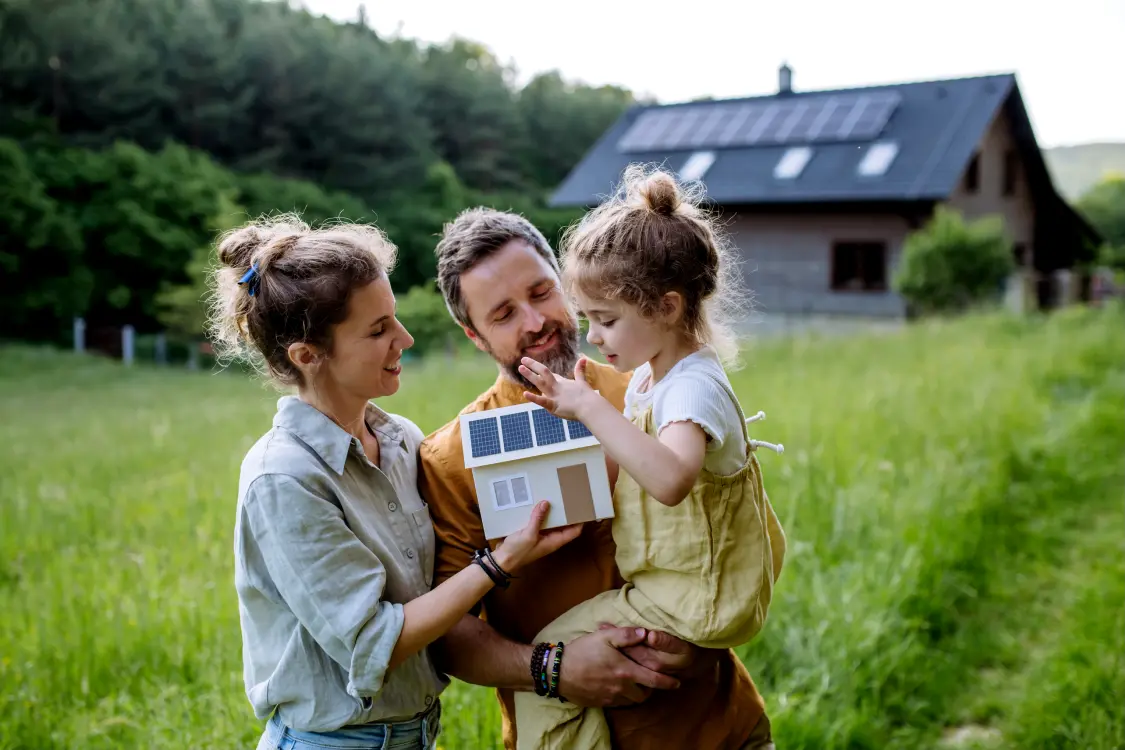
304, 0, 1124, 149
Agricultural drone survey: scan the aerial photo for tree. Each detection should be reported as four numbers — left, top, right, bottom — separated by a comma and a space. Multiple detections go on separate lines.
893, 207, 1015, 315
155, 192, 245, 341
517, 72, 634, 188
417, 38, 527, 192
1076, 175, 1125, 271
0, 138, 86, 340
27, 140, 239, 335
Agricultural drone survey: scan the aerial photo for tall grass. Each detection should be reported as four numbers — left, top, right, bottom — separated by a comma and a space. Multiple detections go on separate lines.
1, 306, 1122, 749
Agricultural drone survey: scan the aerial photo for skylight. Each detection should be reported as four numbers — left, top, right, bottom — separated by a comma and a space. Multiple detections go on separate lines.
774, 146, 813, 179
679, 151, 716, 182
858, 141, 899, 176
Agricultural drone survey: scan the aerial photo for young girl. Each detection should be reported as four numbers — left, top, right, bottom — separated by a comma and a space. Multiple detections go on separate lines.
513, 166, 787, 750
209, 215, 580, 750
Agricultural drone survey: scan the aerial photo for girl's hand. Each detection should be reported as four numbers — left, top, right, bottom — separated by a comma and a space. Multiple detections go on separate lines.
493, 500, 582, 572
520, 356, 596, 421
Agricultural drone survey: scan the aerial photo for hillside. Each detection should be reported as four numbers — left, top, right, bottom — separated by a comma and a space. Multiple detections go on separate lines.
1043, 142, 1125, 200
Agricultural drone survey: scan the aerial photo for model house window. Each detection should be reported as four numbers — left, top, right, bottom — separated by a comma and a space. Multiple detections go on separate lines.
492, 474, 532, 511
831, 242, 887, 291
964, 153, 980, 193
1003, 149, 1018, 196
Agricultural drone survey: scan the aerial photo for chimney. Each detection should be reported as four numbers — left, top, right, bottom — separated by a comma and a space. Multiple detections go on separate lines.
778, 62, 793, 94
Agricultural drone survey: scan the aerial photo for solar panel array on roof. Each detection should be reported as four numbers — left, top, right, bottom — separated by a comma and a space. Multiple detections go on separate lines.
617, 91, 901, 153
468, 407, 597, 462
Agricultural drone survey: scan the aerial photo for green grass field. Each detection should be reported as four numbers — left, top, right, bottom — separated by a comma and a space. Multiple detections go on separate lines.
2, 306, 1123, 750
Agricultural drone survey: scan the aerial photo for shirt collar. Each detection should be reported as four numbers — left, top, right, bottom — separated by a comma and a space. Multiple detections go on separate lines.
273, 396, 405, 475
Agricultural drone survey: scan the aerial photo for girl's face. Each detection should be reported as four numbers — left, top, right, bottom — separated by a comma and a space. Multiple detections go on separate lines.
575, 290, 670, 374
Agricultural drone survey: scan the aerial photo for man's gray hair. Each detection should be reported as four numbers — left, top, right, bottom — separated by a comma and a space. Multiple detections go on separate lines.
434, 207, 560, 331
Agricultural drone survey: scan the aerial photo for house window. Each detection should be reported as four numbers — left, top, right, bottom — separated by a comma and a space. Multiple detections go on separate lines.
1003, 149, 1018, 196
964, 153, 980, 193
857, 141, 899, 177
680, 151, 716, 182
831, 242, 887, 291
492, 473, 533, 511
774, 146, 813, 179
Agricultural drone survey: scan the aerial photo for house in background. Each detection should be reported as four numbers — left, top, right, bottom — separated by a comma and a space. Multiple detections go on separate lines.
550, 66, 1101, 326
460, 402, 614, 540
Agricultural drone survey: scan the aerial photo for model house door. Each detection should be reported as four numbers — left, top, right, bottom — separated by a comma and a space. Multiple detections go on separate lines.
557, 464, 596, 523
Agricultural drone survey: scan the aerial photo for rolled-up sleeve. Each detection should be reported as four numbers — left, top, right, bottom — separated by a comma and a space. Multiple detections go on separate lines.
417, 439, 484, 588
243, 473, 404, 698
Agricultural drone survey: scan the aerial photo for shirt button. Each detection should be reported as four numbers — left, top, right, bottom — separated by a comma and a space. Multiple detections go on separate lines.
388, 501, 398, 512
406, 548, 415, 559
425, 695, 433, 706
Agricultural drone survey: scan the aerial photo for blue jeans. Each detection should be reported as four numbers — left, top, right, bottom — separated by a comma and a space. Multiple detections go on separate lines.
256, 701, 441, 750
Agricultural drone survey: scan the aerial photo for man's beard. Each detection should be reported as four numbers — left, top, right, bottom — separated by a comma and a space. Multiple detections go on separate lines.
487, 321, 581, 391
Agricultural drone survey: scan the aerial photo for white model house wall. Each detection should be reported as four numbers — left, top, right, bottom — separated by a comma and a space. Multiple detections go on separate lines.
472, 444, 613, 539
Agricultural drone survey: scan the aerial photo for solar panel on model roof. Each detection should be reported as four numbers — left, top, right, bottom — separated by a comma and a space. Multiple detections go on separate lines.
467, 417, 501, 458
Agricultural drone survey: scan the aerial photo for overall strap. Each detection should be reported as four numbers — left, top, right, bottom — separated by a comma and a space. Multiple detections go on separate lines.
694, 366, 785, 455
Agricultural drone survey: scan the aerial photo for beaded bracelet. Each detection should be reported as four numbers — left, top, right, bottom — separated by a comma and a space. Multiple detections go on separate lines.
529, 642, 552, 696
547, 642, 566, 702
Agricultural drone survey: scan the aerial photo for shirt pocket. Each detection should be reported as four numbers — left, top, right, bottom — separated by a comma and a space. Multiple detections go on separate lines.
410, 504, 437, 588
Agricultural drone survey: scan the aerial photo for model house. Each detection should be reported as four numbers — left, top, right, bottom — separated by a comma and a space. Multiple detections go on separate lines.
460, 402, 614, 540
551, 66, 1101, 325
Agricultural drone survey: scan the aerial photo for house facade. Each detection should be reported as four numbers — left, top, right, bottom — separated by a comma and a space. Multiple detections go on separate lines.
550, 68, 1100, 326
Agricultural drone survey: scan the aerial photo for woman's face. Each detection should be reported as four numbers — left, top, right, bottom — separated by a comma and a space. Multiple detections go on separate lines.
317, 275, 414, 400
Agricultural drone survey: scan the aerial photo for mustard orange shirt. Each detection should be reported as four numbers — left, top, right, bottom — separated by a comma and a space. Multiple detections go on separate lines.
418, 359, 765, 750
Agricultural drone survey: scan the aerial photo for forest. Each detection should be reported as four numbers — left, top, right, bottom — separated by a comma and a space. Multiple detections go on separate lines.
0, 0, 637, 343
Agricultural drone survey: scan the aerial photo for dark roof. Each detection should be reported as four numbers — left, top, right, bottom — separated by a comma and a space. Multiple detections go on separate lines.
550, 73, 1031, 208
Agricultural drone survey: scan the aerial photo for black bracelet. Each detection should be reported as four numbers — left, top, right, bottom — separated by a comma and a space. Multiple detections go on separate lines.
483, 546, 516, 584
471, 549, 507, 588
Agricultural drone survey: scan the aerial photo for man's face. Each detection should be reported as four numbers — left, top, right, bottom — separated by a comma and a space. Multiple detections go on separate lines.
459, 239, 580, 388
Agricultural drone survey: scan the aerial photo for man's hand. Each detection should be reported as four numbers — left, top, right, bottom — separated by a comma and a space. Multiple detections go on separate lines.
600, 623, 720, 681
556, 627, 681, 708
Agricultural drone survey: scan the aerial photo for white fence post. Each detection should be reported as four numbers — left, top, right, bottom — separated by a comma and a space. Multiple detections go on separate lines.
154, 333, 168, 365
73, 317, 86, 354
122, 325, 135, 366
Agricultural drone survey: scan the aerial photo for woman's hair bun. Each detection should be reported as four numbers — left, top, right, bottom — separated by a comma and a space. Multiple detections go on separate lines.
217, 225, 272, 269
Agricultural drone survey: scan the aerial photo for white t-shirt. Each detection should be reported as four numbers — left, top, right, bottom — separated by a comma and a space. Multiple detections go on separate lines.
623, 346, 748, 476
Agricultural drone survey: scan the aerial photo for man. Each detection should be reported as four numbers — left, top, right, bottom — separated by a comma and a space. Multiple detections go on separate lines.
417, 207, 773, 749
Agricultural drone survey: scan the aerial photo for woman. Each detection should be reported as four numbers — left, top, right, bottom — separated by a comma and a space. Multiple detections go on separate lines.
209, 215, 580, 750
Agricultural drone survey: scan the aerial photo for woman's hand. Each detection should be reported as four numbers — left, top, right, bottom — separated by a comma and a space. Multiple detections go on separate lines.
493, 500, 582, 572
520, 356, 597, 422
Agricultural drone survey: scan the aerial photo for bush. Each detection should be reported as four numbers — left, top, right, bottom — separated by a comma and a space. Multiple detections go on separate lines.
893, 207, 1015, 315
394, 281, 461, 356
1077, 175, 1125, 272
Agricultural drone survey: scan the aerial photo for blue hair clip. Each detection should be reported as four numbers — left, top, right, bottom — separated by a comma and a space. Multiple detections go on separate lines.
238, 262, 261, 297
